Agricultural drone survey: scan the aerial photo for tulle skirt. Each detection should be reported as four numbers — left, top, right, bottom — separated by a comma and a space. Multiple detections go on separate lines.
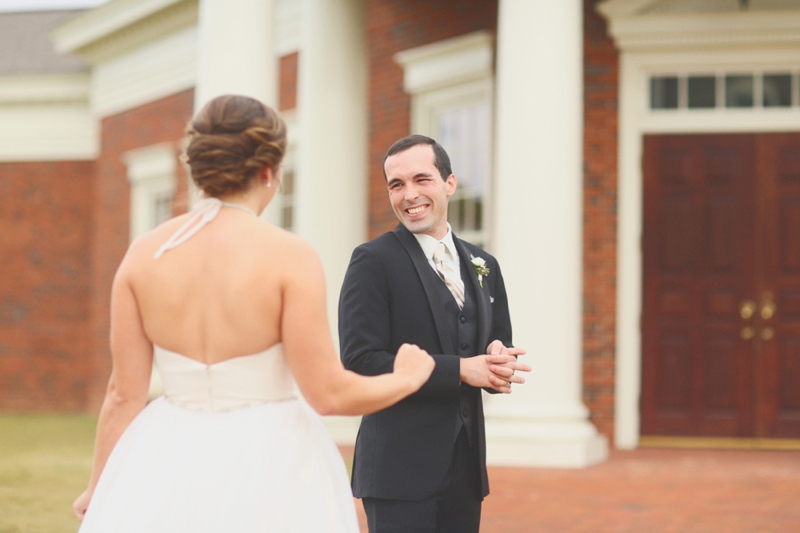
79, 397, 359, 532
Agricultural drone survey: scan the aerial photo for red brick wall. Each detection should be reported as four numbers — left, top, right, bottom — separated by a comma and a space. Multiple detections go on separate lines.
582, 0, 619, 442
0, 161, 93, 411
86, 89, 194, 410
278, 52, 299, 112
365, 0, 498, 239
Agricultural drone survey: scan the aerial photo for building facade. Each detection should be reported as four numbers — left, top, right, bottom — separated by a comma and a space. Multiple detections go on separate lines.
1, 0, 799, 466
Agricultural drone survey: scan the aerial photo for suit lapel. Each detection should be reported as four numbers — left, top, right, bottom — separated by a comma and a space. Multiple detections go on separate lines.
393, 224, 456, 355
454, 236, 492, 353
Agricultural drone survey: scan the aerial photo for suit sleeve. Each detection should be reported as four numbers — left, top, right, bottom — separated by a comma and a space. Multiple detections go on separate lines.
482, 257, 513, 395
488, 258, 513, 348
338, 245, 460, 398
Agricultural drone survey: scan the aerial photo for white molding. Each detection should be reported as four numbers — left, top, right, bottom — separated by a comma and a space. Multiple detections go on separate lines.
91, 25, 196, 118
0, 72, 89, 105
275, 0, 303, 56
394, 30, 493, 95
124, 142, 177, 185
0, 72, 98, 161
51, 0, 197, 62
410, 78, 493, 138
600, 3, 800, 52
124, 142, 177, 240
599, 2, 800, 449
597, 0, 658, 18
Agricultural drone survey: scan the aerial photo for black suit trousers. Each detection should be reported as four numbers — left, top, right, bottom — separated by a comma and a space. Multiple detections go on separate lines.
362, 428, 482, 533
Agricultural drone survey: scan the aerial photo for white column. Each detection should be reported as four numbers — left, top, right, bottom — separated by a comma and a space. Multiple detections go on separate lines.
195, 0, 276, 112
294, 0, 368, 443
488, 0, 608, 467
195, 0, 280, 222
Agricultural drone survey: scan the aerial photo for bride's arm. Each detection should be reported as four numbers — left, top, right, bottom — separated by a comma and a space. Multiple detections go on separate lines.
73, 252, 153, 520
280, 241, 434, 417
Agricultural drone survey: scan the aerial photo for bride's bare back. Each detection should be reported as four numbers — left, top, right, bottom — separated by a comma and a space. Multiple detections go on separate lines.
128, 208, 293, 364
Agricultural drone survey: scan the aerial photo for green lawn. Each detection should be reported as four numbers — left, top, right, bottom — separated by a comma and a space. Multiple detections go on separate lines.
0, 414, 96, 533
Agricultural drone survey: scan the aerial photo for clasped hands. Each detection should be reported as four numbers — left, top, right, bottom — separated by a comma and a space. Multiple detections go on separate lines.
459, 339, 530, 394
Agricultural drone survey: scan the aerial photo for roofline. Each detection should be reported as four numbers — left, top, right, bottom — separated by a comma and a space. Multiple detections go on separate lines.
50, 0, 192, 58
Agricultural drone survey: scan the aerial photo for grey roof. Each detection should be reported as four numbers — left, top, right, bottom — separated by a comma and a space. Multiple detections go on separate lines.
0, 10, 87, 75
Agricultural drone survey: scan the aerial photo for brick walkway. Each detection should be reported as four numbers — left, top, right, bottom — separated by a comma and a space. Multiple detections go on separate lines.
341, 447, 800, 533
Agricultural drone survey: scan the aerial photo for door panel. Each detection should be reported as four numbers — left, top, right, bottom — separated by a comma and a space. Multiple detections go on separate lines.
642, 134, 755, 437
757, 133, 800, 438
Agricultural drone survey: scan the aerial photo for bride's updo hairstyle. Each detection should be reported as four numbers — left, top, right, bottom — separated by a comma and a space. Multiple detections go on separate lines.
186, 95, 287, 198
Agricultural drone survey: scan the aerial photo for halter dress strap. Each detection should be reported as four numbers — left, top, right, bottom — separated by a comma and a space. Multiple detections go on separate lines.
154, 197, 258, 259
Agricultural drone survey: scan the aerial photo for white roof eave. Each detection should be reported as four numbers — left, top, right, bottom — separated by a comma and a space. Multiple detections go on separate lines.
50, 0, 189, 56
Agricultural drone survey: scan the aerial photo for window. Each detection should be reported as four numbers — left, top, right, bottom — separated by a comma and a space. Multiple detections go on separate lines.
650, 71, 799, 111
395, 31, 493, 247
687, 76, 716, 108
725, 75, 754, 108
650, 77, 678, 109
279, 168, 295, 230
437, 103, 490, 245
763, 74, 792, 107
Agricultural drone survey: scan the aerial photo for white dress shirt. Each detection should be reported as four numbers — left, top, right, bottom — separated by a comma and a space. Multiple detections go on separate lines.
413, 224, 462, 282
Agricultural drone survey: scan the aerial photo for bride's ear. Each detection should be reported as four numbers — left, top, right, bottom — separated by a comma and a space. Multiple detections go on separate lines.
259, 166, 273, 188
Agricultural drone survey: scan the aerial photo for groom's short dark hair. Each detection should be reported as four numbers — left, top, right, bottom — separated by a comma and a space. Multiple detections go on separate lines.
383, 135, 453, 181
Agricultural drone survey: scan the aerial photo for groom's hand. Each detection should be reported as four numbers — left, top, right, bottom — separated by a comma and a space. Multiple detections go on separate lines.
485, 340, 529, 392
460, 352, 529, 393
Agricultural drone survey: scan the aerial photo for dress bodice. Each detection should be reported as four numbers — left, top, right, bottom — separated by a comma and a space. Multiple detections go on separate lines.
154, 344, 297, 412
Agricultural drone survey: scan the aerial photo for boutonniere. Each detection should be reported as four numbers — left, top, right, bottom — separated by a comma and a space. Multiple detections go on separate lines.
470, 255, 490, 288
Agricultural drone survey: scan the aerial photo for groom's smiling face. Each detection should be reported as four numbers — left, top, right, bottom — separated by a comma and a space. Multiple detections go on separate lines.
385, 144, 456, 241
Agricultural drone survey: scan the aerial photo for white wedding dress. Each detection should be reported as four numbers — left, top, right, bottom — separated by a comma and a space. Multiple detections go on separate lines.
78, 199, 359, 533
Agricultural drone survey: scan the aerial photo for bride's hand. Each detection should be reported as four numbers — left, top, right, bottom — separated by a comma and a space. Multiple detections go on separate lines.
73, 489, 92, 521
393, 343, 435, 390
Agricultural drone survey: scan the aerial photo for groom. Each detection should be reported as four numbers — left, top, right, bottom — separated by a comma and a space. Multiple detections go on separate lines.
339, 135, 528, 533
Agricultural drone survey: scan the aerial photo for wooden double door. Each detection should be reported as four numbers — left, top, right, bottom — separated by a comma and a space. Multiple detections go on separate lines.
642, 133, 800, 439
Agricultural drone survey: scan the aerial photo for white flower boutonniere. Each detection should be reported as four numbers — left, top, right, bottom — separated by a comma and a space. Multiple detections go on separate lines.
470, 255, 490, 288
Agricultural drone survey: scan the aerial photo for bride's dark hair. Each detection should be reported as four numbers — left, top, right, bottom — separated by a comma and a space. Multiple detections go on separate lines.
185, 94, 287, 198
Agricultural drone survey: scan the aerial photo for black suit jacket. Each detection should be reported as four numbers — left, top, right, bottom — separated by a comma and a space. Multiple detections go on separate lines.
338, 224, 513, 501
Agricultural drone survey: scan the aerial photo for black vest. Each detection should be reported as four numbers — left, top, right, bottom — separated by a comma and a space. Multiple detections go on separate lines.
432, 257, 480, 445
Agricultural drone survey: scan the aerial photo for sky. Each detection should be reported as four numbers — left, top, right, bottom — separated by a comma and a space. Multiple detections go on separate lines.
0, 0, 109, 12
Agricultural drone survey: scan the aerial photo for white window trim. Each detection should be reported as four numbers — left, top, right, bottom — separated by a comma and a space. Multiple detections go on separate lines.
124, 143, 177, 241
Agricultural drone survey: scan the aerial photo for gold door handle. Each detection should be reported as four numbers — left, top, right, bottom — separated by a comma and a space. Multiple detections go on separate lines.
761, 327, 775, 341
740, 300, 756, 320
761, 298, 776, 320
741, 326, 755, 340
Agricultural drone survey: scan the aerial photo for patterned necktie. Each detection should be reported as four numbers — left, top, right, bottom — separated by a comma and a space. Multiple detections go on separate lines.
433, 242, 465, 310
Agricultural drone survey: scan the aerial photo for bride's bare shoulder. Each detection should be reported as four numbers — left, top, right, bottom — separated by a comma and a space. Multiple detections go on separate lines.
261, 225, 322, 271
121, 213, 197, 261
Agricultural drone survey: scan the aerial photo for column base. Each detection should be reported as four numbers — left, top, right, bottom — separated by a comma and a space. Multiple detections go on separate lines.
485, 418, 609, 467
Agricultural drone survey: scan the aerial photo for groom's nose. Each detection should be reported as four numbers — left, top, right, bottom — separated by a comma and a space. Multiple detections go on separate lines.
404, 183, 419, 202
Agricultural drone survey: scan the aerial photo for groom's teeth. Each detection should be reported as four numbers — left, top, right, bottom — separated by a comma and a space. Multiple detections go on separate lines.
408, 206, 425, 214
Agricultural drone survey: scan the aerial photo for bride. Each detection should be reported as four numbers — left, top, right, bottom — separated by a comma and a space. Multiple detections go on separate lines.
72, 94, 435, 532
